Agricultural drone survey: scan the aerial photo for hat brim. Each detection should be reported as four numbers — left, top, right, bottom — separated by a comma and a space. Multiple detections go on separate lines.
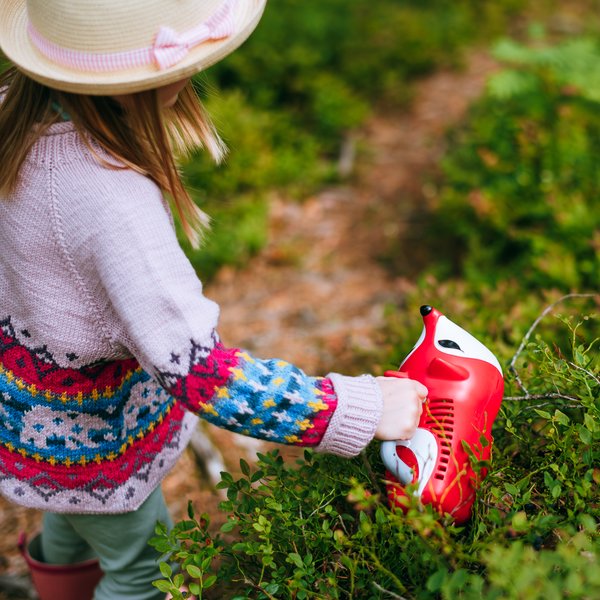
0, 0, 266, 94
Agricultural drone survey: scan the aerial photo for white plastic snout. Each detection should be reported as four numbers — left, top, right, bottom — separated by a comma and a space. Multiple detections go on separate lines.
434, 316, 502, 374
400, 315, 503, 376
380, 428, 438, 497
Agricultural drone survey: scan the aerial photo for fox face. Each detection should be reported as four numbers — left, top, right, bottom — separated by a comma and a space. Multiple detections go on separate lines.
381, 305, 504, 523
401, 304, 502, 391
400, 305, 502, 375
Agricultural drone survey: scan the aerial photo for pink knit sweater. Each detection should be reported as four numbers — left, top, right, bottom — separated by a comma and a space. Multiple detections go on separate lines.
0, 121, 382, 513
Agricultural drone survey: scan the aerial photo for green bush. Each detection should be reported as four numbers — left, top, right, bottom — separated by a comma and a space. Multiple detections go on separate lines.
149, 9, 600, 599
182, 0, 528, 277
422, 34, 600, 290
180, 88, 331, 279
151, 296, 599, 599
209, 0, 527, 120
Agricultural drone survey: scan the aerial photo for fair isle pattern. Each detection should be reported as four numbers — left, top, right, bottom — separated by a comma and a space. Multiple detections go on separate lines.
0, 319, 336, 511
0, 317, 192, 511
207, 353, 336, 445
157, 337, 338, 446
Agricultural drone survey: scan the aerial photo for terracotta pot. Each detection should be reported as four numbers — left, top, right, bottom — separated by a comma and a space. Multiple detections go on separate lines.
18, 532, 103, 600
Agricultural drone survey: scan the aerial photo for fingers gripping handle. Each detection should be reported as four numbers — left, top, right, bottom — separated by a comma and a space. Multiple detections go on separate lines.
380, 370, 437, 497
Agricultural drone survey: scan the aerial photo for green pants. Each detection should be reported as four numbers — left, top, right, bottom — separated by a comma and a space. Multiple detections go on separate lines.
41, 486, 172, 600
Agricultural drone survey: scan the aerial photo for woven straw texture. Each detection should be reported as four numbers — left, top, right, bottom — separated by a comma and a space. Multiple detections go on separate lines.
0, 0, 267, 94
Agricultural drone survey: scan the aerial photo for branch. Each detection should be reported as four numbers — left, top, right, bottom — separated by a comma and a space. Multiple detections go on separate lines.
371, 581, 409, 600
503, 393, 578, 402
508, 293, 599, 396
567, 360, 600, 387
188, 424, 227, 494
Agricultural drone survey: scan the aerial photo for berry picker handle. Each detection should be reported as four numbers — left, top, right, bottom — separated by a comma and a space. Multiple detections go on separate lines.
384, 370, 409, 379
380, 369, 430, 486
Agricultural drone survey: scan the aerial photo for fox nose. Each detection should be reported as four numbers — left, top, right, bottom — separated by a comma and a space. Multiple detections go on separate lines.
420, 305, 433, 316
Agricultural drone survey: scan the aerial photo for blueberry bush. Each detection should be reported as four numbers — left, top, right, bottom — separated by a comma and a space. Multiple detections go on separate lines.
150, 293, 598, 599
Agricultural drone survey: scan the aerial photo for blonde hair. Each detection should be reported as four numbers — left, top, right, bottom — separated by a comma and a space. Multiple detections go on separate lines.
0, 67, 226, 247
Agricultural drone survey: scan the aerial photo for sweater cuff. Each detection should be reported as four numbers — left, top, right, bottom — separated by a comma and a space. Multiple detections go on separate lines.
315, 373, 382, 457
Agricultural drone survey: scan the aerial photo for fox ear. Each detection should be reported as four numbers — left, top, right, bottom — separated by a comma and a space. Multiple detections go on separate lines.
427, 357, 469, 381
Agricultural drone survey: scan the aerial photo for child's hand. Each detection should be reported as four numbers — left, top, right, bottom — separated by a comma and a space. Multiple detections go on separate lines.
374, 376, 428, 440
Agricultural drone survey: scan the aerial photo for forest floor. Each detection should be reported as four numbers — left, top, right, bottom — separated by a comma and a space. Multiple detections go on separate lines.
0, 50, 498, 598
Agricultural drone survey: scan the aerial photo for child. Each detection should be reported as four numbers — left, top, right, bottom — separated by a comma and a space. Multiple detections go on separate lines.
0, 0, 427, 598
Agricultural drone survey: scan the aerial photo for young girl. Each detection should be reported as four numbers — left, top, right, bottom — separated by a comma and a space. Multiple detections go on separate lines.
0, 0, 427, 598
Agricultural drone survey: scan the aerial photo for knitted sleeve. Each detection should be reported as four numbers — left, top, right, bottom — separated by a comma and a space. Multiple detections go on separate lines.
55, 164, 382, 457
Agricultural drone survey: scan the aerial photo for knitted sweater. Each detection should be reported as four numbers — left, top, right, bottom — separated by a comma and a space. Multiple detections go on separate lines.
0, 121, 383, 514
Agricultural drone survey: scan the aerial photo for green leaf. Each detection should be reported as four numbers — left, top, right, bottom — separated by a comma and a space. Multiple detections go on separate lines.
186, 564, 204, 579
584, 414, 598, 432
221, 519, 238, 533
159, 562, 172, 578
240, 458, 250, 476
512, 511, 528, 532
551, 483, 562, 499
427, 569, 447, 592
187, 500, 195, 520
153, 580, 173, 594
154, 521, 168, 535
265, 583, 280, 594
578, 425, 592, 445
250, 469, 265, 483
287, 552, 304, 569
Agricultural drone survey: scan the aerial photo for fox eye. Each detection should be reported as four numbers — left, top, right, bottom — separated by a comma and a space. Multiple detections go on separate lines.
438, 339, 462, 351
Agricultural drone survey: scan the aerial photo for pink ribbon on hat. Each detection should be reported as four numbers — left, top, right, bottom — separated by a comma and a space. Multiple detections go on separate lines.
152, 0, 236, 69
27, 0, 237, 73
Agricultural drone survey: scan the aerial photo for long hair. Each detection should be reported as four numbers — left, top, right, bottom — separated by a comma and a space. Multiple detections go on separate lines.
0, 67, 226, 247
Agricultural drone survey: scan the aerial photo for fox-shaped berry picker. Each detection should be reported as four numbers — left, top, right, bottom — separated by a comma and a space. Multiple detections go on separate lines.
380, 305, 504, 524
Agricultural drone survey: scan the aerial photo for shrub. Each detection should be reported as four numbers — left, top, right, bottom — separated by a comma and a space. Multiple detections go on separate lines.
179, 0, 529, 278
422, 34, 600, 290
150, 295, 599, 599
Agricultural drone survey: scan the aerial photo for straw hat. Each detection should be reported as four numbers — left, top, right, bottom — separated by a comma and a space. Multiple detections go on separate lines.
0, 0, 267, 94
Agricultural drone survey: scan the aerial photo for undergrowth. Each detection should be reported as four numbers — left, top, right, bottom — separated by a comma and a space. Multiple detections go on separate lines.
150, 295, 599, 599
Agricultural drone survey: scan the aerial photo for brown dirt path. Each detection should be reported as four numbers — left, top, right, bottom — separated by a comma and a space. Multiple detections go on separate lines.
0, 51, 497, 596
206, 52, 498, 376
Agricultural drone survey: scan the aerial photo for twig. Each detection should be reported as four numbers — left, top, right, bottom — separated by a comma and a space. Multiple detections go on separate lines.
503, 393, 578, 402
338, 131, 357, 178
567, 360, 600, 387
521, 401, 581, 412
188, 424, 227, 495
508, 293, 598, 396
371, 581, 409, 600
241, 578, 278, 600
